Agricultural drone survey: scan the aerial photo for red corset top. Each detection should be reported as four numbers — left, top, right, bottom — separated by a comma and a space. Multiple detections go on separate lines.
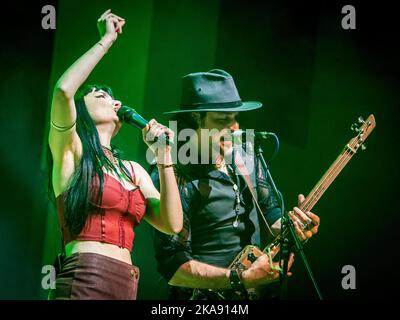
56, 164, 147, 252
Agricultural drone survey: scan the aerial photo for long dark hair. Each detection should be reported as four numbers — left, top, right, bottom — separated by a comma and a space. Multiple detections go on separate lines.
48, 84, 133, 236
170, 112, 207, 151
169, 112, 207, 184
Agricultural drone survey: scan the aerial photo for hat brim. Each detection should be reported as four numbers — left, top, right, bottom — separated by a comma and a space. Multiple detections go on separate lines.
163, 101, 263, 115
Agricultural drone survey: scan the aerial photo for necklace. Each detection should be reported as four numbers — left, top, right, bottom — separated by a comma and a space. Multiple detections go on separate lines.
215, 156, 226, 170
102, 145, 118, 166
227, 165, 241, 228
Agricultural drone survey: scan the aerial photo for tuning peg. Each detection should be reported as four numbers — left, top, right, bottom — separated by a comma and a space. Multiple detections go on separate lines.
358, 116, 365, 124
351, 123, 360, 132
361, 144, 367, 151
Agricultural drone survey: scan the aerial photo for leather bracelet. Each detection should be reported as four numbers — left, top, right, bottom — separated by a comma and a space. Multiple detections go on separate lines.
229, 268, 246, 292
157, 163, 174, 169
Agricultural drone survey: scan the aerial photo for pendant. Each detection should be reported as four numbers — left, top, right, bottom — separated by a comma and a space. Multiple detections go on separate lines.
233, 216, 239, 228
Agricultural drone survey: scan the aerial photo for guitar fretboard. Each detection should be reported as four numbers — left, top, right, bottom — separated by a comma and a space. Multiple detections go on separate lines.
300, 147, 354, 213
300, 116, 375, 213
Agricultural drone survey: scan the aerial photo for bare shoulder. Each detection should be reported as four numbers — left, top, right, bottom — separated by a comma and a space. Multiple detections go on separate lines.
122, 160, 150, 184
122, 160, 144, 173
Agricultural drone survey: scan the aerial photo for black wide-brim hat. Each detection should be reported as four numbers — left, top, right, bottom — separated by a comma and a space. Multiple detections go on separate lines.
163, 69, 263, 114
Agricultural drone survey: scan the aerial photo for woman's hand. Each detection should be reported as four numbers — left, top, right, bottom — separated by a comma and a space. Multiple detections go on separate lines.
97, 9, 125, 42
142, 119, 174, 163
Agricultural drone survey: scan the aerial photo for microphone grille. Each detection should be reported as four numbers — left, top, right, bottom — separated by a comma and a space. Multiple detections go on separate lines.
117, 105, 134, 119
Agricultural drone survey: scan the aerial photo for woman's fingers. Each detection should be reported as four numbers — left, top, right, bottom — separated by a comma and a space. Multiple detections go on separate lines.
104, 13, 123, 30
146, 121, 168, 141
101, 14, 120, 34
100, 10, 125, 27
105, 13, 125, 22
143, 120, 174, 151
117, 20, 125, 34
99, 9, 111, 21
105, 14, 119, 24
111, 12, 125, 21
163, 127, 174, 140
152, 128, 165, 141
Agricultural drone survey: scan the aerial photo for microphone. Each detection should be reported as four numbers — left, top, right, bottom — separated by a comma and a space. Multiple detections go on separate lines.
117, 106, 173, 145
231, 129, 275, 140
232, 129, 280, 160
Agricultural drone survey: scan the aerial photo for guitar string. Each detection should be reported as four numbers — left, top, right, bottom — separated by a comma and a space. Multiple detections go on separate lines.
265, 131, 364, 249
302, 122, 371, 212
302, 141, 356, 213
302, 148, 353, 213
265, 148, 354, 251
192, 122, 370, 298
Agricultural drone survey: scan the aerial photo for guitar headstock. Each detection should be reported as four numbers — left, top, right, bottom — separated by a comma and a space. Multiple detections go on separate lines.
349, 114, 376, 152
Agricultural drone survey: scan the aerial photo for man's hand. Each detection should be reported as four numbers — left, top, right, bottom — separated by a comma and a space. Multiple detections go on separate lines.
241, 246, 294, 288
289, 194, 320, 241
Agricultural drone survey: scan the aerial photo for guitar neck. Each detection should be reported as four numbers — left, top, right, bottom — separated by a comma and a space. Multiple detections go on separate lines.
299, 114, 375, 213
300, 147, 354, 213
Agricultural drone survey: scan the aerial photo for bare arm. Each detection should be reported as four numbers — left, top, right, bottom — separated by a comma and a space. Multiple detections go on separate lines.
51, 10, 124, 126
49, 34, 112, 163
50, 34, 113, 129
139, 119, 183, 234
48, 10, 125, 196
132, 160, 183, 235
169, 260, 231, 289
170, 247, 294, 289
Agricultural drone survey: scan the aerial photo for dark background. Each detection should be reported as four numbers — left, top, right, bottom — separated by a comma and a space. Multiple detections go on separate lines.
0, 0, 398, 299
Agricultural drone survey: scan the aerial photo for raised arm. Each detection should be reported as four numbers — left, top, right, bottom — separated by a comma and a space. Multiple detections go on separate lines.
49, 10, 125, 158
48, 10, 125, 196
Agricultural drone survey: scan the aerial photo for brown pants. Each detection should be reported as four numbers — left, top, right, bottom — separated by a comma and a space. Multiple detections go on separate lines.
49, 252, 140, 300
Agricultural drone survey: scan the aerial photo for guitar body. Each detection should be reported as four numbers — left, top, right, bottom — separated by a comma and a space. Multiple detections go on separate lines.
229, 245, 266, 300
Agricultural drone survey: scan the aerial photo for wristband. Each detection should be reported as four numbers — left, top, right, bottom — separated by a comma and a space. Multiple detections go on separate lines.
229, 268, 246, 292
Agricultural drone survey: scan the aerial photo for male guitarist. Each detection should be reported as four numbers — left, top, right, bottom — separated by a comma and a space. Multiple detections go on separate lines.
149, 69, 320, 299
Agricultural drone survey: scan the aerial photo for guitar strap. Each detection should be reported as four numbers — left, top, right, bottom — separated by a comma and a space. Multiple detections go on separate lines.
233, 152, 275, 238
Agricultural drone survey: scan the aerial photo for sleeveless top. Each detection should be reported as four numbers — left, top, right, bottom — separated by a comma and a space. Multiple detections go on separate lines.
56, 162, 147, 252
